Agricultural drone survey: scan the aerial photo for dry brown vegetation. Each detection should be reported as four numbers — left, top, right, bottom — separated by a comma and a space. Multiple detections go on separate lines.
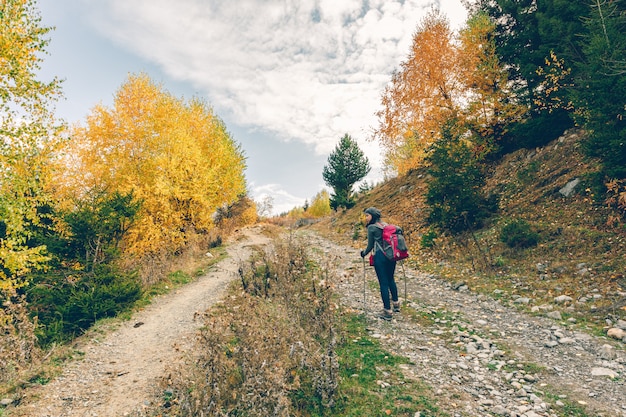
313, 129, 626, 328
157, 238, 339, 416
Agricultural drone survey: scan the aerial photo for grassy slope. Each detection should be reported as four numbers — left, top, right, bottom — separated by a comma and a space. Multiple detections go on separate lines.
313, 128, 626, 329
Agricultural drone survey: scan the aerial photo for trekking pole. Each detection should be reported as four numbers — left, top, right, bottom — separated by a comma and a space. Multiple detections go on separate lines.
401, 260, 407, 304
362, 257, 367, 317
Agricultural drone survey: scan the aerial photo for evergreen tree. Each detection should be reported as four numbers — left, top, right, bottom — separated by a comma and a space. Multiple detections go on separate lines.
573, 0, 626, 179
425, 122, 497, 234
322, 134, 370, 210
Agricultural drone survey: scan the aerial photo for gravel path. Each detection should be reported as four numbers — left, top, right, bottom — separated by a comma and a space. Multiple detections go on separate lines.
10, 225, 271, 417
304, 231, 626, 417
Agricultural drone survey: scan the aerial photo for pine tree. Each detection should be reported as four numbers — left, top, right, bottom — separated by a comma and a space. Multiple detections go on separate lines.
322, 134, 370, 210
574, 0, 626, 179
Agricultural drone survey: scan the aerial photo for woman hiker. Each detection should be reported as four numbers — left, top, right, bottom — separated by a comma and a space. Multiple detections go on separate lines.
360, 207, 400, 321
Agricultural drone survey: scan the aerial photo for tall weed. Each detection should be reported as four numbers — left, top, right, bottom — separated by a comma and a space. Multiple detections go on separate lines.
163, 238, 338, 416
0, 290, 40, 385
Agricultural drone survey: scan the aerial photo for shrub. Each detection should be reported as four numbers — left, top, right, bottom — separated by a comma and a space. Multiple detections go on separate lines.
28, 266, 142, 346
0, 289, 40, 384
499, 219, 540, 248
425, 123, 498, 234
163, 238, 338, 415
420, 229, 438, 248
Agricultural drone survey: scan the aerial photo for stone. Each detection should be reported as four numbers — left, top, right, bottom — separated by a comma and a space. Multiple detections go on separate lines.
607, 328, 626, 340
491, 405, 508, 415
546, 311, 562, 320
598, 344, 616, 360
591, 367, 617, 378
0, 398, 13, 406
559, 178, 580, 197
616, 319, 626, 330
554, 295, 573, 303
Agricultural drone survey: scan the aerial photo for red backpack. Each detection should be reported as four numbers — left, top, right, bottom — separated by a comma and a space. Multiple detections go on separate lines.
374, 222, 409, 262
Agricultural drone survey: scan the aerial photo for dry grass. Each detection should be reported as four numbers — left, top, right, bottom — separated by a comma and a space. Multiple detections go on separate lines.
0, 291, 41, 387
156, 237, 339, 416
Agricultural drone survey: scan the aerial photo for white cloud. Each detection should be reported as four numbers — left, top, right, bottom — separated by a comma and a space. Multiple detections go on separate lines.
85, 0, 459, 158
76, 0, 466, 211
251, 182, 306, 216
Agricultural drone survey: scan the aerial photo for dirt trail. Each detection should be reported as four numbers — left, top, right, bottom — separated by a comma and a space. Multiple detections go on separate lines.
11, 225, 271, 417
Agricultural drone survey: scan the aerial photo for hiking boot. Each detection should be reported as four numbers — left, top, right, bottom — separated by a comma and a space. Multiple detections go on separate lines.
392, 301, 401, 313
376, 309, 393, 321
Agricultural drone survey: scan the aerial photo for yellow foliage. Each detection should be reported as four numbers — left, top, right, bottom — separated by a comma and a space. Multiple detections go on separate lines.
374, 10, 527, 174
56, 74, 247, 259
458, 13, 527, 146
1, 0, 62, 291
306, 190, 331, 218
374, 10, 460, 174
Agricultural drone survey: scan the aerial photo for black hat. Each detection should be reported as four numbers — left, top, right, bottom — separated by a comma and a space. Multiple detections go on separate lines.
364, 207, 381, 221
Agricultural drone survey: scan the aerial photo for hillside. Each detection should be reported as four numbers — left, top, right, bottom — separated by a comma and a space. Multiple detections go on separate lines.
314, 128, 626, 331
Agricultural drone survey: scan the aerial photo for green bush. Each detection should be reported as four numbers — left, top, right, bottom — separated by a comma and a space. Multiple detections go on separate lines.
420, 229, 438, 248
499, 219, 540, 248
28, 265, 142, 346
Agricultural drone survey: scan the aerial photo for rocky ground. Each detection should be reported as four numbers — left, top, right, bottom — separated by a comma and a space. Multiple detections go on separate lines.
304, 230, 626, 417
5, 226, 625, 417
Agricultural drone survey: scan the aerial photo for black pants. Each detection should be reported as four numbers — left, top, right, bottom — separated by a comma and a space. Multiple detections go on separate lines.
373, 250, 398, 310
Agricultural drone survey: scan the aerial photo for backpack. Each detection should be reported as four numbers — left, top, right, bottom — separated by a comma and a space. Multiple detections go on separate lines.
374, 222, 409, 262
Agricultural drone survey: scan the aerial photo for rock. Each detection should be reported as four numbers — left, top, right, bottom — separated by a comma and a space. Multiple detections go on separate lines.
558, 337, 575, 344
559, 178, 580, 197
591, 367, 618, 378
598, 344, 616, 360
616, 319, 626, 330
514, 297, 531, 304
491, 405, 508, 415
452, 281, 467, 290
546, 311, 562, 320
554, 295, 573, 303
0, 398, 13, 406
607, 328, 626, 340
544, 340, 559, 348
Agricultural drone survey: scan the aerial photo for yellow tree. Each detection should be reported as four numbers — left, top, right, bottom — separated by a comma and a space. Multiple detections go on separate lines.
58, 74, 246, 265
457, 12, 527, 157
305, 190, 331, 218
375, 9, 461, 174
0, 0, 63, 292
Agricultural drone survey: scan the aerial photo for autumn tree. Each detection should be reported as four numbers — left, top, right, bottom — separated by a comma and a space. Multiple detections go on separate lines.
305, 190, 331, 218
457, 12, 527, 157
322, 134, 370, 210
375, 9, 461, 174
0, 0, 62, 292
58, 74, 247, 273
0, 0, 64, 375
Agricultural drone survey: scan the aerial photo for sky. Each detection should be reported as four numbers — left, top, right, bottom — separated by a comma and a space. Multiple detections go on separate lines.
37, 0, 468, 215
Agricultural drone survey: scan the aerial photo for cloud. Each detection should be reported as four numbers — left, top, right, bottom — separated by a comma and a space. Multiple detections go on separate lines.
250, 182, 307, 216
86, 0, 448, 159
